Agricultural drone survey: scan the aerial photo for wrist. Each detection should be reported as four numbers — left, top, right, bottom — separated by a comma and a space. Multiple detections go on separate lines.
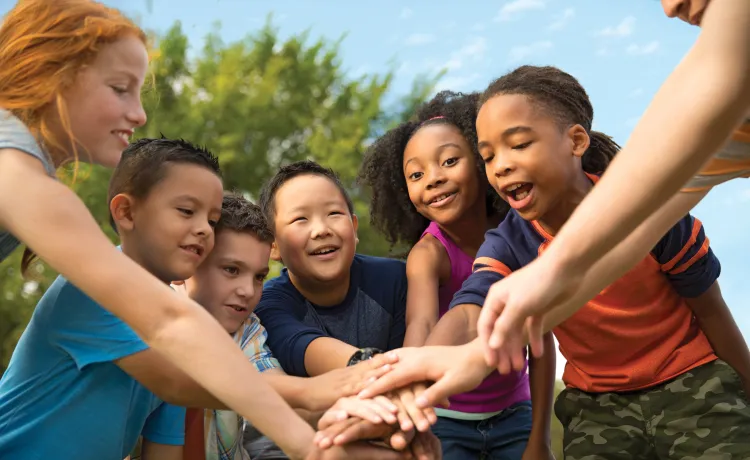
347, 347, 384, 366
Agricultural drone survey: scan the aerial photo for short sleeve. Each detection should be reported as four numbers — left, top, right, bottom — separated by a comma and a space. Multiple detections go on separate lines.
449, 231, 520, 309
255, 280, 326, 377
240, 315, 282, 373
0, 109, 55, 176
141, 402, 186, 445
48, 278, 149, 369
651, 214, 720, 298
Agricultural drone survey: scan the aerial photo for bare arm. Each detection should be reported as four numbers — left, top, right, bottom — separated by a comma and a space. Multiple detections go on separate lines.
304, 337, 358, 376
542, 0, 750, 275
525, 333, 556, 452
0, 151, 314, 458
141, 440, 182, 460
425, 304, 480, 346
685, 282, 750, 385
403, 239, 444, 347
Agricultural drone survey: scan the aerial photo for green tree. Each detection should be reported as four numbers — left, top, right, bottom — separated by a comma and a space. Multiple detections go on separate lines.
0, 19, 437, 372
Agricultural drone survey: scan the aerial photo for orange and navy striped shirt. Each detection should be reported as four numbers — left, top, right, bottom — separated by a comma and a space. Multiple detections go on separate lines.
682, 117, 750, 192
451, 183, 720, 393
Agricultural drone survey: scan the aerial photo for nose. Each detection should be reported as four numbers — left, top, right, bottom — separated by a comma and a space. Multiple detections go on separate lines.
194, 218, 213, 238
425, 165, 446, 190
127, 98, 147, 128
661, 0, 684, 18
236, 283, 254, 300
310, 217, 332, 240
491, 154, 515, 178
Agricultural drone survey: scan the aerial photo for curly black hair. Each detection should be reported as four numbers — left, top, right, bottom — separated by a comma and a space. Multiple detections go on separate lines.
359, 90, 508, 247
480, 66, 620, 174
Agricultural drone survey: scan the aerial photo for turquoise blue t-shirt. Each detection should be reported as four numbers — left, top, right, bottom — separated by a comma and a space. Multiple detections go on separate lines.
0, 275, 185, 459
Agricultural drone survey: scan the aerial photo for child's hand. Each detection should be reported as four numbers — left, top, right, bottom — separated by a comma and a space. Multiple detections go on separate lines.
317, 396, 399, 429
478, 257, 580, 374
390, 383, 437, 432
358, 342, 489, 409
314, 416, 401, 450
410, 430, 442, 460
307, 354, 397, 411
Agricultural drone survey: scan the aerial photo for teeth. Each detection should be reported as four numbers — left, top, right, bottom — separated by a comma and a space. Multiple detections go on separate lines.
313, 248, 335, 255
431, 193, 454, 204
505, 184, 522, 193
515, 190, 529, 200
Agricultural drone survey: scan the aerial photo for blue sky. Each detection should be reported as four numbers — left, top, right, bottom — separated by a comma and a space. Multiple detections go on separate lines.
3, 0, 747, 377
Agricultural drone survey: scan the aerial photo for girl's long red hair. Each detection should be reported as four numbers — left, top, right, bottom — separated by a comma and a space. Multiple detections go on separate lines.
0, 0, 147, 273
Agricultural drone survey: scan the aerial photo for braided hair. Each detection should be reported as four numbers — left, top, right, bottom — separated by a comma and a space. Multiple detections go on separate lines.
359, 91, 508, 247
480, 66, 620, 174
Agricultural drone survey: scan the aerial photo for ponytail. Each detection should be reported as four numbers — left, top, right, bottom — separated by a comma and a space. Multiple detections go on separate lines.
582, 130, 620, 175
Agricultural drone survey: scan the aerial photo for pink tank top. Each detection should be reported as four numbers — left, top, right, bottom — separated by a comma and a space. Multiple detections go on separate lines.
422, 222, 530, 413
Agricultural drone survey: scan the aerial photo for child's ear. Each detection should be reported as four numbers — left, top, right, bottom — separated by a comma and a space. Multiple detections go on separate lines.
569, 124, 590, 158
270, 240, 282, 262
352, 213, 359, 246
110, 193, 136, 232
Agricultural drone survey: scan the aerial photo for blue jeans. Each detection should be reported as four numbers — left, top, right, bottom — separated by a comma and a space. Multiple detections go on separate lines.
431, 400, 533, 460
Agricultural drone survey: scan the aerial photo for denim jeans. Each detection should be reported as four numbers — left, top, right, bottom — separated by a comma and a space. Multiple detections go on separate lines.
431, 400, 533, 460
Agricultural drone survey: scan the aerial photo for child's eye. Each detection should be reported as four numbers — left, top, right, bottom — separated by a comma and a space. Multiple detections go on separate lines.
111, 86, 128, 95
208, 220, 218, 228
408, 172, 423, 181
291, 216, 306, 223
443, 157, 459, 167
329, 211, 344, 216
255, 274, 267, 282
481, 154, 494, 164
177, 208, 194, 216
223, 266, 239, 276
512, 141, 532, 150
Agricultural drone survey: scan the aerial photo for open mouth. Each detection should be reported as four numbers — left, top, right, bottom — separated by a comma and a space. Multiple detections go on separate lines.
428, 191, 457, 208
113, 130, 133, 146
180, 244, 203, 257
310, 245, 339, 257
503, 182, 534, 209
225, 304, 248, 313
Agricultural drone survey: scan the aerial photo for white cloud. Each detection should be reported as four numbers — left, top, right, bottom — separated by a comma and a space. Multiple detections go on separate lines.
508, 40, 552, 62
439, 36, 488, 72
405, 33, 437, 46
597, 16, 635, 37
495, 0, 546, 22
549, 8, 575, 31
627, 40, 660, 55
399, 7, 413, 19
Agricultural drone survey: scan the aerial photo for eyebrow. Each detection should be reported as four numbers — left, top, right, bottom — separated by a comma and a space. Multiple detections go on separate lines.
404, 142, 463, 166
477, 126, 533, 149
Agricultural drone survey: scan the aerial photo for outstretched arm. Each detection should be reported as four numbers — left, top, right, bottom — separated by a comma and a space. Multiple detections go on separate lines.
0, 151, 315, 458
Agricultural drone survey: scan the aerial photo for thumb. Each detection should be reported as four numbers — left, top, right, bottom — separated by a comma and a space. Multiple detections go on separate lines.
417, 373, 461, 409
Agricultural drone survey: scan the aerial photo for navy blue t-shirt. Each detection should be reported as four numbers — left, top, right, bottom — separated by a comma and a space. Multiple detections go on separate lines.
255, 254, 407, 377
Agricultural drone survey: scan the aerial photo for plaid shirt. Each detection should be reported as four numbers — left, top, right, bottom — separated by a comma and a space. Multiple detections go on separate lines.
204, 313, 281, 460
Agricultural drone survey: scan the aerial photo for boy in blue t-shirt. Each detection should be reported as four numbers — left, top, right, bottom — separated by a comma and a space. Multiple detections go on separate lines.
255, 161, 408, 378
0, 138, 224, 460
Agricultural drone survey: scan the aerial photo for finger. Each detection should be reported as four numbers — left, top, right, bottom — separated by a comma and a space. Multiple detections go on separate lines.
332, 419, 393, 446
372, 395, 400, 424
411, 434, 427, 460
412, 384, 438, 425
369, 351, 399, 368
359, 363, 395, 391
496, 348, 512, 375
317, 408, 349, 430
391, 392, 414, 432
416, 374, 463, 409
339, 442, 413, 460
398, 387, 430, 432
388, 430, 412, 451
358, 367, 422, 400
315, 418, 360, 449
477, 293, 500, 346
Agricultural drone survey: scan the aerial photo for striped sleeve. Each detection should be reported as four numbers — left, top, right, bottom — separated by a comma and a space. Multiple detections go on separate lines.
449, 231, 519, 309
652, 213, 721, 297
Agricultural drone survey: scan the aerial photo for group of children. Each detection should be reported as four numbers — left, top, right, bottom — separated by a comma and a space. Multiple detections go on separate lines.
1, 0, 749, 459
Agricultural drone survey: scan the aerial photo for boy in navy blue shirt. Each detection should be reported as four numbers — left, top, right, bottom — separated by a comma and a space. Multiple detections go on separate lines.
255, 161, 407, 378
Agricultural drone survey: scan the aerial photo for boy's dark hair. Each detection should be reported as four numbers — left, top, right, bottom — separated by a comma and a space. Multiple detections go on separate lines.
480, 65, 620, 175
258, 160, 354, 232
217, 193, 273, 243
107, 137, 222, 231
358, 90, 508, 247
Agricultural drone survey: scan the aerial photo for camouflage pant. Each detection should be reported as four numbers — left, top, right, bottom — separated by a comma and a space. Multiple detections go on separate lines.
554, 359, 750, 459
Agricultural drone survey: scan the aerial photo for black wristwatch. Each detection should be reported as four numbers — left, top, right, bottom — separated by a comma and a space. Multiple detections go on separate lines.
347, 347, 384, 366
